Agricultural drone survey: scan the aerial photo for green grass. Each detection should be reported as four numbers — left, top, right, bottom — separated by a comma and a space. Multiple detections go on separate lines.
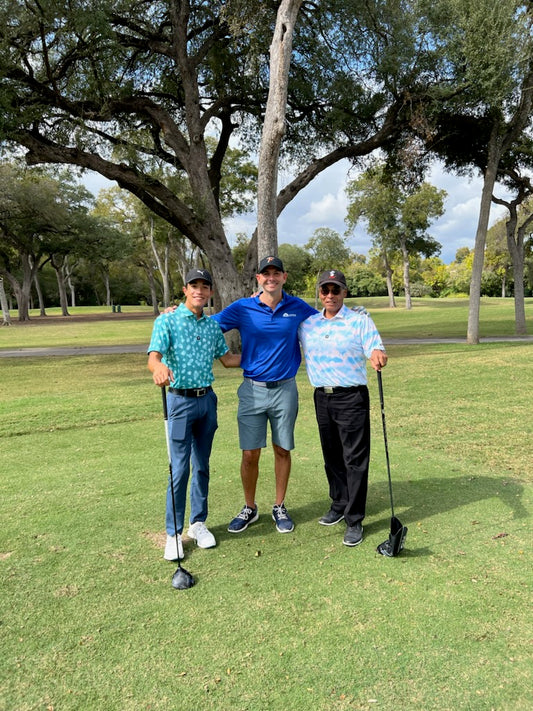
1, 336, 532, 710
1, 297, 531, 351
354, 296, 533, 338
0, 305, 155, 350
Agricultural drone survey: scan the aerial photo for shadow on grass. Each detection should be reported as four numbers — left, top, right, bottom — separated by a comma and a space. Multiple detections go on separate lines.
206, 474, 527, 559
366, 474, 528, 524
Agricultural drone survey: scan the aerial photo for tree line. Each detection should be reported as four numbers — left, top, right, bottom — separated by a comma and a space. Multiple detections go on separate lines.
1, 160, 531, 327
1, 1, 532, 338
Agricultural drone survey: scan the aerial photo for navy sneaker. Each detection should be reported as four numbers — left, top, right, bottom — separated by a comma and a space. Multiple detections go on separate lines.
343, 523, 363, 547
227, 504, 259, 533
272, 503, 294, 533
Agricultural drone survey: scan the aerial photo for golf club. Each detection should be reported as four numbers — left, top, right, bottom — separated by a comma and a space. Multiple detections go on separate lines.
161, 386, 195, 589
376, 369, 408, 557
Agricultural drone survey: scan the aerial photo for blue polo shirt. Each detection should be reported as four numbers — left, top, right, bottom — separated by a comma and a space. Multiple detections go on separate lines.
148, 303, 228, 389
212, 293, 316, 381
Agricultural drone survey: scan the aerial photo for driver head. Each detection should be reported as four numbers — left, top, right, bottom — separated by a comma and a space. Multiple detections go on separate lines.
172, 566, 195, 590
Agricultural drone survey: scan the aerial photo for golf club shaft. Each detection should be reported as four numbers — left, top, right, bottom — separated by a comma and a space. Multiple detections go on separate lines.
162, 386, 183, 570
377, 370, 395, 519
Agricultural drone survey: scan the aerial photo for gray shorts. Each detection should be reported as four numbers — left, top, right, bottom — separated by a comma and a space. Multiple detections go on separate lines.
237, 378, 298, 451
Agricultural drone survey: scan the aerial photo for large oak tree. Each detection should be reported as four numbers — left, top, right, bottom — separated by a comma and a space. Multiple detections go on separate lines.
0, 0, 440, 306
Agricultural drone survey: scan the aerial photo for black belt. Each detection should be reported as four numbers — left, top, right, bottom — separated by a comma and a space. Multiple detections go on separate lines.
245, 377, 293, 389
169, 386, 212, 398
315, 385, 363, 394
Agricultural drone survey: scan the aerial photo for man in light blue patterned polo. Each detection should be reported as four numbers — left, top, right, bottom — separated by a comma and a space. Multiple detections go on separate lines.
299, 269, 388, 548
148, 268, 240, 561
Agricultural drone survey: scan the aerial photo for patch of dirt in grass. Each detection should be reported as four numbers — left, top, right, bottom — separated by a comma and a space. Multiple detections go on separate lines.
142, 531, 193, 547
53, 584, 80, 597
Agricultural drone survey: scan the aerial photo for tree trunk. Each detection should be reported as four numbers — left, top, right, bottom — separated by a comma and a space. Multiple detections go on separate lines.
164, 241, 170, 305
508, 214, 533, 335
9, 253, 38, 321
11, 280, 29, 320
400, 237, 412, 310
103, 270, 111, 307
150, 223, 171, 308
383, 251, 396, 308
52, 260, 70, 316
65, 257, 76, 308
467, 125, 502, 344
511, 252, 526, 334
33, 270, 46, 316
147, 267, 160, 316
256, 0, 303, 260
0, 276, 12, 325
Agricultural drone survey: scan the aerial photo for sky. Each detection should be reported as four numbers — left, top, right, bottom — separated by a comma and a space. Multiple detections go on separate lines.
224, 159, 511, 265
82, 158, 511, 265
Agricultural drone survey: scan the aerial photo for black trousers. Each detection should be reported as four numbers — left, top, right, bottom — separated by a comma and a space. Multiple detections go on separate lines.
313, 386, 370, 526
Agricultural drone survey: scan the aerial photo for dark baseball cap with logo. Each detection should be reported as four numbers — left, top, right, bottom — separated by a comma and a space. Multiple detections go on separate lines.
258, 256, 285, 273
185, 268, 213, 285
318, 269, 347, 288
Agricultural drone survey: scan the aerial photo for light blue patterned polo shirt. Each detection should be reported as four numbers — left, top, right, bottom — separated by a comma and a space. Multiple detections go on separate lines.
298, 304, 385, 387
148, 303, 228, 389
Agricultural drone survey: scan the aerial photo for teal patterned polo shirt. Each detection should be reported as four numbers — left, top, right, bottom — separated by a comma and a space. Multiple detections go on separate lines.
148, 303, 228, 389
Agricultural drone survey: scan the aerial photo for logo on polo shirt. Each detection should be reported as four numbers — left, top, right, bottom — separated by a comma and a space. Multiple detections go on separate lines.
282, 312, 297, 317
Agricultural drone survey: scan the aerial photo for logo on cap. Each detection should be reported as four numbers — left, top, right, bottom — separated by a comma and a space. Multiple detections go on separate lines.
317, 269, 347, 288
258, 255, 285, 273
185, 267, 213, 285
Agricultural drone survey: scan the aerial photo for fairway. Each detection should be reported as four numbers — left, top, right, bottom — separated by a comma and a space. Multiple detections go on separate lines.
1, 303, 531, 710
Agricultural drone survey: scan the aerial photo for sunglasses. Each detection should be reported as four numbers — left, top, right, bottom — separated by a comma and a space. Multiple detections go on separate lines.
320, 284, 342, 295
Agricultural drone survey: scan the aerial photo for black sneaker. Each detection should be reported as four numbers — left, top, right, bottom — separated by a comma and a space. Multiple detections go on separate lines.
343, 523, 363, 547
227, 504, 259, 533
319, 509, 344, 526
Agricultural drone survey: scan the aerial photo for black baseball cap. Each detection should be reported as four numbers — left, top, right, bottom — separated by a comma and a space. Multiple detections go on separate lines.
185, 268, 213, 285
318, 269, 347, 288
258, 256, 285, 273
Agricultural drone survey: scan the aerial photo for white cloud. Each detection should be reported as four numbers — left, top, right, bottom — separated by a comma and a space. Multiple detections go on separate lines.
223, 214, 257, 245
427, 162, 514, 262
300, 188, 348, 226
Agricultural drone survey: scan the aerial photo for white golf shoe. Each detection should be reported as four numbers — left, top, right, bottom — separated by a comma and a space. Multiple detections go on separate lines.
187, 521, 216, 549
164, 533, 184, 561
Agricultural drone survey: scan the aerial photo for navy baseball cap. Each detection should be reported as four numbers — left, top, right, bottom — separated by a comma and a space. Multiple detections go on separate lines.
258, 256, 285, 273
185, 268, 213, 285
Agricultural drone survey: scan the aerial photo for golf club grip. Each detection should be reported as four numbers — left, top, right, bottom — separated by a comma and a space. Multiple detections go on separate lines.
377, 368, 385, 409
161, 385, 168, 420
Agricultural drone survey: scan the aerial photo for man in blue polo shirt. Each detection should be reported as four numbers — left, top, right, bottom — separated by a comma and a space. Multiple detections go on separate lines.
148, 268, 240, 562
212, 256, 316, 535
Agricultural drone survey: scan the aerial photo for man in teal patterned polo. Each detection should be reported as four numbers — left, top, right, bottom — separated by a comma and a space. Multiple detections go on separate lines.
148, 268, 240, 561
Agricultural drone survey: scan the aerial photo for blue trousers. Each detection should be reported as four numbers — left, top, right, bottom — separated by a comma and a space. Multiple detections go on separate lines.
166, 390, 218, 535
